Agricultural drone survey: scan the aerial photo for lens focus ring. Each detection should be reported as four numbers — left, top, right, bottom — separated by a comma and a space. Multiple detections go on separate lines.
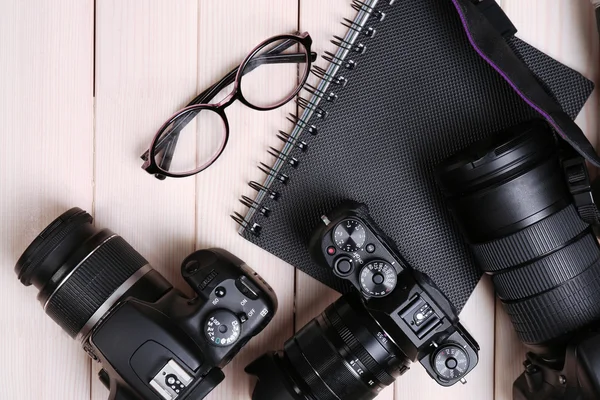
325, 306, 395, 386
493, 231, 600, 301
503, 257, 600, 344
45, 236, 148, 338
473, 205, 588, 272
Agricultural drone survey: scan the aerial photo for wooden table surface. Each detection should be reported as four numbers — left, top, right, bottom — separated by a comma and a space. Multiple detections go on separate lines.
0, 1, 598, 399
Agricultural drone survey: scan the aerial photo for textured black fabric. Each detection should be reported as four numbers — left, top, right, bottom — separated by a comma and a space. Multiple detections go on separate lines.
454, 0, 600, 168
506, 37, 596, 121
241, 0, 594, 310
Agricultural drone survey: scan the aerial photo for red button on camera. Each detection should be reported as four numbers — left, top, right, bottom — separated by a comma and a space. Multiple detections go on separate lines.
327, 246, 336, 255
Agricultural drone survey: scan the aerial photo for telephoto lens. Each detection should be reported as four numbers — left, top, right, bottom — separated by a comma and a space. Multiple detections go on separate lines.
15, 207, 277, 400
436, 120, 600, 350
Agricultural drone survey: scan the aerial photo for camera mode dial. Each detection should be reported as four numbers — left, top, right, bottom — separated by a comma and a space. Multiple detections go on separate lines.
334, 219, 366, 252
204, 310, 241, 347
359, 261, 397, 298
432, 345, 470, 381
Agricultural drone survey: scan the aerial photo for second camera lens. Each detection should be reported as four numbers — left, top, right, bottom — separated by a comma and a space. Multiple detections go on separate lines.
247, 293, 407, 400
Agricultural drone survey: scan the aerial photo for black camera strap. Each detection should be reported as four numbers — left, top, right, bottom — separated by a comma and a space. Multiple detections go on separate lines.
458, 0, 600, 168
562, 153, 600, 226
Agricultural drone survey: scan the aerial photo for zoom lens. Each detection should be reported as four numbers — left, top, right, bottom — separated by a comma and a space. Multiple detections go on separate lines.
246, 293, 407, 400
15, 208, 171, 340
436, 120, 600, 346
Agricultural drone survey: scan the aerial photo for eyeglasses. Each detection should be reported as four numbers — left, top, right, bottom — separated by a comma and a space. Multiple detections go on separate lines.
141, 32, 315, 179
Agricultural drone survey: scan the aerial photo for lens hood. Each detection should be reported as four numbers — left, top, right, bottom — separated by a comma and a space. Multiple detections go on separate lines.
15, 207, 94, 288
246, 352, 304, 400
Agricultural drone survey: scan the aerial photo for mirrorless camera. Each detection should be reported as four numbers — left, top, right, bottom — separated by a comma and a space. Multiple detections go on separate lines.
246, 201, 479, 400
15, 207, 277, 400
436, 120, 600, 400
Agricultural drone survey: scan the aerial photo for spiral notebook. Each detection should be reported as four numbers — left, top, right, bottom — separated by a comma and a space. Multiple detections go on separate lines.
233, 0, 595, 310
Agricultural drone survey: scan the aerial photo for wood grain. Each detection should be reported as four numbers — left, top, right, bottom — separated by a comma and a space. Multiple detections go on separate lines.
93, 1, 199, 398
494, 2, 600, 399
0, 1, 94, 399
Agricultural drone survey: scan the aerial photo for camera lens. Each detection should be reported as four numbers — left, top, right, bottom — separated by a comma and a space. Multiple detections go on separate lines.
436, 121, 600, 346
15, 208, 171, 340
246, 293, 407, 400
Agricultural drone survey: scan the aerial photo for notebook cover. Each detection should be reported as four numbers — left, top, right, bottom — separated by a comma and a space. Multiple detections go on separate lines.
239, 0, 595, 310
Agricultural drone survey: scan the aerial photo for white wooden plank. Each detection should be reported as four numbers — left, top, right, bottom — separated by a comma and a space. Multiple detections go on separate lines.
502, 0, 600, 147
0, 0, 94, 399
93, 0, 199, 398
195, 1, 300, 399
495, 2, 600, 399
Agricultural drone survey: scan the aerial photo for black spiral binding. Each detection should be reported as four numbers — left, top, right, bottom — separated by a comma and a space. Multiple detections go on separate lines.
233, 0, 389, 235
311, 65, 349, 87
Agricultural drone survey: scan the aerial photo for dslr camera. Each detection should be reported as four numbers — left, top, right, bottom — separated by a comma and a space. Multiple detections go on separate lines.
247, 201, 479, 400
436, 120, 600, 400
15, 208, 277, 400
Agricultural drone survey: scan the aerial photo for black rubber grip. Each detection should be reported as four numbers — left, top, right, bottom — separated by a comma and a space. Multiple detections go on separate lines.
473, 205, 589, 272
502, 257, 600, 344
45, 236, 148, 337
493, 232, 600, 301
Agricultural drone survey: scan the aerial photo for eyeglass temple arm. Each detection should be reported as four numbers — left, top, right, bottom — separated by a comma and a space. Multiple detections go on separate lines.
143, 41, 316, 173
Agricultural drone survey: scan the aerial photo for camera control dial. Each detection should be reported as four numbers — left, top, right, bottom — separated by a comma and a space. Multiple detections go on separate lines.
205, 310, 241, 347
334, 219, 366, 252
359, 261, 397, 297
432, 345, 469, 381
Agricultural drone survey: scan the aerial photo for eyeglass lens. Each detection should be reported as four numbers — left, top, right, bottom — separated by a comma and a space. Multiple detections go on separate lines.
153, 107, 226, 175
152, 37, 309, 176
240, 38, 308, 109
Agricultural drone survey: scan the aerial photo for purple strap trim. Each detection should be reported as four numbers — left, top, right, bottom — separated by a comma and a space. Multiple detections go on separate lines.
449, 0, 567, 141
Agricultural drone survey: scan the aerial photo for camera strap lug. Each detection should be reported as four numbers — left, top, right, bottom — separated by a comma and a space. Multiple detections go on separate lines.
562, 155, 600, 226
83, 340, 100, 362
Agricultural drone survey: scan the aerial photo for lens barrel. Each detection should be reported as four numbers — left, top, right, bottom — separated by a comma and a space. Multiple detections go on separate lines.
15, 208, 167, 339
436, 121, 600, 346
247, 293, 406, 400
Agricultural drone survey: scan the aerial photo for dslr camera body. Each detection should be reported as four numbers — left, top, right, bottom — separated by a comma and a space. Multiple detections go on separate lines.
15, 208, 277, 400
247, 202, 479, 400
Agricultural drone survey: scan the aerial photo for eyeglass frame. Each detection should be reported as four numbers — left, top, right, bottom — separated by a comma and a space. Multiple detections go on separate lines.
141, 32, 315, 179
